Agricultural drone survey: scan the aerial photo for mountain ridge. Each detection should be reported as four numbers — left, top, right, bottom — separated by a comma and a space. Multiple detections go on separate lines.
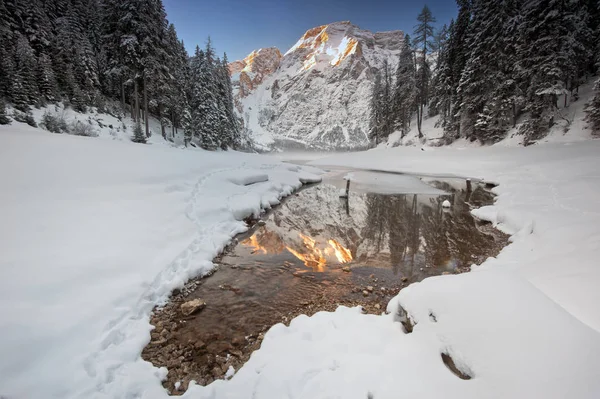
229, 21, 404, 150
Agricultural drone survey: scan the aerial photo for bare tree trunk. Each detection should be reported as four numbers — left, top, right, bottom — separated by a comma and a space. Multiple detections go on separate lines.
120, 79, 125, 115
143, 74, 149, 137
158, 103, 166, 139
417, 105, 423, 138
171, 111, 175, 138
130, 89, 135, 121
134, 78, 140, 125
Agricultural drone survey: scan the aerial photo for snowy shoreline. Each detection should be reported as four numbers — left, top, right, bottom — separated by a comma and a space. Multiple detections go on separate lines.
2, 122, 600, 398
0, 123, 322, 398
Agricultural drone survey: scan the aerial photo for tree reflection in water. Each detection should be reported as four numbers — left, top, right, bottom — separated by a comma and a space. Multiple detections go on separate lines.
361, 184, 499, 283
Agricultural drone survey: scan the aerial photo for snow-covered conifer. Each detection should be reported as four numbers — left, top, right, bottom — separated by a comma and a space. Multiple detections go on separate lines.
393, 35, 417, 137
413, 5, 436, 137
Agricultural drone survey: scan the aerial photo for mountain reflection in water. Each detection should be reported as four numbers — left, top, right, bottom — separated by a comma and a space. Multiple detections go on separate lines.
142, 177, 509, 392
240, 180, 502, 283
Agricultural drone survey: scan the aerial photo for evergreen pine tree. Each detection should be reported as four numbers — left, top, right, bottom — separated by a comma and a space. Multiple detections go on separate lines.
0, 98, 11, 125
20, 0, 53, 54
132, 120, 147, 143
0, 0, 15, 99
379, 59, 394, 140
137, 0, 169, 137
214, 55, 231, 149
183, 46, 205, 146
429, 20, 452, 126
13, 33, 40, 105
166, 34, 190, 139
220, 53, 240, 148
37, 53, 58, 102
0, 46, 15, 100
586, 8, 600, 135
368, 73, 383, 145
516, 0, 589, 143
457, 0, 520, 143
101, 0, 132, 111
393, 35, 418, 137
0, 0, 244, 152
413, 5, 436, 138
190, 38, 221, 149
446, 0, 472, 139
588, 79, 600, 135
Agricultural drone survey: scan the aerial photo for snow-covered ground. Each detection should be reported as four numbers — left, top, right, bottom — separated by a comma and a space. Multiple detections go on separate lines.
384, 79, 597, 149
2, 107, 600, 398
23, 101, 188, 146
0, 122, 320, 398
181, 138, 600, 399
310, 141, 600, 331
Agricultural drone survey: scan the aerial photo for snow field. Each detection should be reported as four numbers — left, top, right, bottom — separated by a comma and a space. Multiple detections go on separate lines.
2, 111, 600, 398
0, 122, 320, 398
182, 138, 600, 398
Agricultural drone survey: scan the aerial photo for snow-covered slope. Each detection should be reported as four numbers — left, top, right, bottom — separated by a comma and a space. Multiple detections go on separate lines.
382, 79, 598, 149
230, 21, 403, 150
21, 101, 188, 147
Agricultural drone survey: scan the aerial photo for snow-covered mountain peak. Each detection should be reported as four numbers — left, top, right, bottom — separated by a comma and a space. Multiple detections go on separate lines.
283, 21, 363, 72
230, 22, 404, 150
282, 21, 404, 75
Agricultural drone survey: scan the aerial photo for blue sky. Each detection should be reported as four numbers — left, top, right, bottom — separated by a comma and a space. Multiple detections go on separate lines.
162, 0, 457, 61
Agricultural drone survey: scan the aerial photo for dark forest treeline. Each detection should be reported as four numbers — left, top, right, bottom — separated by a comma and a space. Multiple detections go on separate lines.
0, 0, 240, 149
370, 0, 600, 146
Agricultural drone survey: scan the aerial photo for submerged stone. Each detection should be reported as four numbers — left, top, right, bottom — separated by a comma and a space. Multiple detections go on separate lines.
180, 299, 206, 316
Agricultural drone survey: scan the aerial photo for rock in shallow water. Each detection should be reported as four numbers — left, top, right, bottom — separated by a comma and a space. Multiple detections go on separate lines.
180, 299, 206, 316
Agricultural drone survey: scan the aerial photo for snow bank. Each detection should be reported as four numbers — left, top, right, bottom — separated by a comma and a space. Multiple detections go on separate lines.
3, 115, 600, 398
0, 122, 320, 398
184, 270, 600, 399
393, 269, 600, 397
226, 171, 269, 186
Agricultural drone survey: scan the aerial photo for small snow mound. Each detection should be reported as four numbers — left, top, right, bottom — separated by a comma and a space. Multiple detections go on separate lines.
227, 173, 269, 186
298, 171, 322, 184
442, 200, 452, 208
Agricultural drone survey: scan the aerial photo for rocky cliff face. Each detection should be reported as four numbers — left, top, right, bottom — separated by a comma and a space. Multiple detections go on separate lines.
228, 48, 282, 98
230, 21, 404, 150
